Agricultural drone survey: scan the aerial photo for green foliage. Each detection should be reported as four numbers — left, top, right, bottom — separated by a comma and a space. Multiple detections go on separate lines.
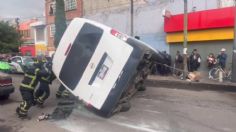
0, 21, 21, 53
54, 0, 67, 48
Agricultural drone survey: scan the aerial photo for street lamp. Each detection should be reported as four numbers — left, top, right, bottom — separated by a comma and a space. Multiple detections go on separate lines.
232, 0, 236, 82
183, 0, 188, 79
130, 0, 134, 36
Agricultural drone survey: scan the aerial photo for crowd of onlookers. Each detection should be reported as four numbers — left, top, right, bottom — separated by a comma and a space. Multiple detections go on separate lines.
1, 47, 229, 78
0, 54, 13, 62
152, 48, 228, 76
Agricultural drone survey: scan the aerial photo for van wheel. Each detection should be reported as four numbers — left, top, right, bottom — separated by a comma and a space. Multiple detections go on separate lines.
0, 95, 10, 100
120, 102, 131, 112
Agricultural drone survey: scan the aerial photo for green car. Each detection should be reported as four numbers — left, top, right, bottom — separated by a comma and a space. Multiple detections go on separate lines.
0, 61, 12, 73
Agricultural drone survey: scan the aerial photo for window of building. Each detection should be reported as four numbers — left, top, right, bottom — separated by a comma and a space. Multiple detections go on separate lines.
49, 0, 77, 15
49, 2, 56, 15
65, 0, 77, 11
219, 0, 234, 8
26, 30, 30, 38
36, 27, 45, 42
50, 24, 55, 37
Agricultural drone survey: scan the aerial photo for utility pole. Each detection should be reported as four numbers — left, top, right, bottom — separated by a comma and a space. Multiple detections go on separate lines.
183, 0, 188, 79
232, 0, 236, 82
130, 0, 134, 36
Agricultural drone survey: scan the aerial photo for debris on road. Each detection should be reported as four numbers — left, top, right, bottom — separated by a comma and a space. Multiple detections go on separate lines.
37, 113, 51, 122
187, 72, 201, 82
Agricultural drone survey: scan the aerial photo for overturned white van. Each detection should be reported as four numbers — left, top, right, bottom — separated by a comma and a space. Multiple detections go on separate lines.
53, 18, 166, 117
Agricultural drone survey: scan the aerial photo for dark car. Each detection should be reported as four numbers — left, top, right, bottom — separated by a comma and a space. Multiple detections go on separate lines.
0, 72, 14, 100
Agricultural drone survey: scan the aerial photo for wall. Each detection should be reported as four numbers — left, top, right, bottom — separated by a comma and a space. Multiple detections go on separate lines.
83, 0, 132, 14
169, 40, 233, 72
83, 0, 220, 53
220, 0, 235, 7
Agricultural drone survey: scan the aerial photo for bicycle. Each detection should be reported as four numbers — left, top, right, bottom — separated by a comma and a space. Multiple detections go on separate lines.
208, 65, 231, 81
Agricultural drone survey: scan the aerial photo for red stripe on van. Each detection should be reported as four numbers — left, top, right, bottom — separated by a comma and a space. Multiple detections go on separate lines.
64, 43, 72, 56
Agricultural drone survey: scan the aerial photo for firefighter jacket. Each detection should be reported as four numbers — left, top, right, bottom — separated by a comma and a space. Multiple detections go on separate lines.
39, 62, 56, 84
20, 66, 40, 90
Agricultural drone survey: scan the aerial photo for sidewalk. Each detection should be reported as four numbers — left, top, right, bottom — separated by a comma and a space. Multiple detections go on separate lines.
145, 75, 236, 92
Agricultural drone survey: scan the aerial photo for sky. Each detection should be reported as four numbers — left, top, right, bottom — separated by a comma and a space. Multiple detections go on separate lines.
0, 0, 44, 20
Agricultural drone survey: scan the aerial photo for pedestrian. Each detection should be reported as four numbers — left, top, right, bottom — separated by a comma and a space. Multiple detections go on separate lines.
34, 61, 56, 107
174, 50, 183, 76
189, 49, 201, 72
156, 51, 171, 76
207, 53, 217, 69
16, 64, 41, 119
134, 36, 140, 40
165, 51, 172, 75
217, 48, 227, 69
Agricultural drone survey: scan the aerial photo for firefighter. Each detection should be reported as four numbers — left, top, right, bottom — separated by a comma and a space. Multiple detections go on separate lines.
34, 55, 47, 69
16, 64, 41, 119
56, 84, 70, 98
34, 61, 56, 107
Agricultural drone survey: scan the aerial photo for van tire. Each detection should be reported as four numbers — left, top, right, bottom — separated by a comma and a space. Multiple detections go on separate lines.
120, 102, 131, 112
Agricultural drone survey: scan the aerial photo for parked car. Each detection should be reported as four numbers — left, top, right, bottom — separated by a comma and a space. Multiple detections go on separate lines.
53, 18, 165, 117
0, 61, 12, 73
9, 56, 35, 73
0, 72, 14, 100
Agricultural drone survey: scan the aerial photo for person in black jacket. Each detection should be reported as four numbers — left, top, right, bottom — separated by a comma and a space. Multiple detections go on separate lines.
217, 48, 227, 69
189, 49, 201, 72
175, 51, 183, 76
207, 53, 217, 69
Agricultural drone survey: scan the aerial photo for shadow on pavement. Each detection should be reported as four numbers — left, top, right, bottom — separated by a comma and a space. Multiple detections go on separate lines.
0, 125, 13, 132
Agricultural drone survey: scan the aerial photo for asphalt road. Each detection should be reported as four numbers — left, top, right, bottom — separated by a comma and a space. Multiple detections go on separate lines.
1, 74, 236, 132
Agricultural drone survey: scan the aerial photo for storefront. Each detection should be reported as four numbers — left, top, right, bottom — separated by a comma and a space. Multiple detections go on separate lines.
164, 7, 234, 71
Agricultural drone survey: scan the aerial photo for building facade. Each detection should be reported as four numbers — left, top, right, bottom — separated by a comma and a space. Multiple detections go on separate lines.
82, 0, 223, 53
19, 19, 37, 44
43, 0, 233, 71
19, 19, 48, 56
82, 0, 235, 72
30, 21, 48, 56
45, 0, 83, 54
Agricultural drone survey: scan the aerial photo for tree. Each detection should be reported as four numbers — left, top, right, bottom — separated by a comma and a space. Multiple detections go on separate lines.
54, 0, 67, 48
0, 21, 21, 53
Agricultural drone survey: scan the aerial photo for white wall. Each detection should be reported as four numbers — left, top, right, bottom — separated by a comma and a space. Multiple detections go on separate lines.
220, 0, 235, 7
83, 0, 220, 53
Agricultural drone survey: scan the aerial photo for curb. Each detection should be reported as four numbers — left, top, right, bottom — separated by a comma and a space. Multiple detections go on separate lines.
145, 79, 236, 92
